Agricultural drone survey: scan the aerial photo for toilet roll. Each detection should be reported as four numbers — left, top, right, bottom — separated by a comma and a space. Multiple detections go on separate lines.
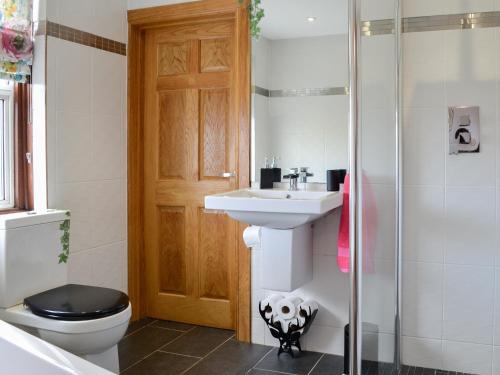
276, 296, 303, 320
260, 294, 284, 319
243, 226, 261, 248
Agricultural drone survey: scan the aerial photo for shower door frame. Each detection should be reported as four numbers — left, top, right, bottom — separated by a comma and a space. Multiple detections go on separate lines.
347, 0, 403, 373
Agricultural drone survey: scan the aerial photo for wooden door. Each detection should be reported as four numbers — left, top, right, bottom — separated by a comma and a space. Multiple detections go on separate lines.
142, 19, 240, 329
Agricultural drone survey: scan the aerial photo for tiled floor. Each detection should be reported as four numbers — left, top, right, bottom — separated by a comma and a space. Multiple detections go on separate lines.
118, 318, 475, 375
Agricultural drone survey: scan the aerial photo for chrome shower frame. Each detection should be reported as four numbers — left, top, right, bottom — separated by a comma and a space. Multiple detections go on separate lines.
347, 0, 403, 373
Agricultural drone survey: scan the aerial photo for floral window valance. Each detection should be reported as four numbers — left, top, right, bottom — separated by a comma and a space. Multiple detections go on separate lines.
0, 0, 33, 82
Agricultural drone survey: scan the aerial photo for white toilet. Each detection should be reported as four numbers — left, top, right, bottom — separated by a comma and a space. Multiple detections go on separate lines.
0, 210, 131, 374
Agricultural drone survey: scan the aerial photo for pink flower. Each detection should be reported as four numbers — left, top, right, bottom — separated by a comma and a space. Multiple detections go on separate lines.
1, 27, 32, 60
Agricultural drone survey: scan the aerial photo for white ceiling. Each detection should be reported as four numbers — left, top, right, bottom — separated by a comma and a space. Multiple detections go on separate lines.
260, 0, 348, 40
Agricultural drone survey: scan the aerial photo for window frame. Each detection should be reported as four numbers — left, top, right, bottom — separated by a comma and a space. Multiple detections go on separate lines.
0, 83, 15, 210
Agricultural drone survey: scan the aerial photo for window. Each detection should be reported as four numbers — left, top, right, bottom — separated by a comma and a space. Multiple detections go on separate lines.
0, 80, 14, 209
0, 80, 33, 212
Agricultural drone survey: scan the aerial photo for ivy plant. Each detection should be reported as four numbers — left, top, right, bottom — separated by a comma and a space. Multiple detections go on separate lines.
238, 0, 265, 39
58, 211, 71, 264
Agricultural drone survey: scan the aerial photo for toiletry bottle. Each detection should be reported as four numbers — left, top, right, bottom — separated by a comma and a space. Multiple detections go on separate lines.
260, 156, 274, 189
271, 156, 281, 183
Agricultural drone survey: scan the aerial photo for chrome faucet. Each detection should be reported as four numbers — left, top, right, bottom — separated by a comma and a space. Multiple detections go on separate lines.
283, 168, 299, 191
299, 167, 314, 183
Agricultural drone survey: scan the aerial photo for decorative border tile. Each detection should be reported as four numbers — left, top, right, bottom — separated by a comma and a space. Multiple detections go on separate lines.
252, 85, 347, 98
40, 21, 126, 56
363, 10, 500, 36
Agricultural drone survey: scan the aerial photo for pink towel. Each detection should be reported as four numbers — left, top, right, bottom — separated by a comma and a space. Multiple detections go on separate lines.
337, 175, 350, 273
337, 174, 376, 274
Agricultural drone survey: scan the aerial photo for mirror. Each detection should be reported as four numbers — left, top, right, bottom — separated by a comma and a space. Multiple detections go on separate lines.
251, 0, 349, 185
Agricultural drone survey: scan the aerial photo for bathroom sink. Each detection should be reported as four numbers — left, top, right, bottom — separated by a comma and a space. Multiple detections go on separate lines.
204, 188, 343, 229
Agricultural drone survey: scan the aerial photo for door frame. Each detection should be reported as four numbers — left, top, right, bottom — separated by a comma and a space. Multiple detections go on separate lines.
127, 0, 251, 341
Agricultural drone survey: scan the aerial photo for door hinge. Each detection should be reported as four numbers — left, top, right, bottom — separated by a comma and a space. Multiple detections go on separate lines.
26, 152, 32, 164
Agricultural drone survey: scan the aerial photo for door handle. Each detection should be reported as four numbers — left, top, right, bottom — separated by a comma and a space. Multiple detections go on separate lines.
222, 172, 236, 178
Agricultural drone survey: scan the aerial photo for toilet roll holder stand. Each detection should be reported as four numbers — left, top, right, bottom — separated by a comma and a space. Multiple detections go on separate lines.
259, 302, 318, 357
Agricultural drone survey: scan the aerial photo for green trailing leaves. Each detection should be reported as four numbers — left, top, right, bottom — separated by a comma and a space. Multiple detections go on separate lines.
238, 0, 265, 39
58, 211, 71, 264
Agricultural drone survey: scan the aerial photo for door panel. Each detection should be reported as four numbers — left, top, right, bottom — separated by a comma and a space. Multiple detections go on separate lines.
198, 208, 234, 300
158, 42, 189, 76
158, 89, 197, 180
157, 206, 186, 295
143, 19, 238, 329
200, 88, 230, 179
200, 38, 232, 72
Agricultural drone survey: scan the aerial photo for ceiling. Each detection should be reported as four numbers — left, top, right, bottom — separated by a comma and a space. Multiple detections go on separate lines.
260, 0, 348, 40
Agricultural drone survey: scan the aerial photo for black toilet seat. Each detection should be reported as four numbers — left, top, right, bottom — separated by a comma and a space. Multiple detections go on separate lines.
24, 284, 129, 321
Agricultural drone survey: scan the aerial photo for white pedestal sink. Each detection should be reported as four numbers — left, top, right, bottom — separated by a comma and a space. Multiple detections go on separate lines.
205, 188, 342, 229
205, 187, 343, 291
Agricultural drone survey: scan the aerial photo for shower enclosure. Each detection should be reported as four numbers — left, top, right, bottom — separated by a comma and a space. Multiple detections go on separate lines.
350, 1, 500, 374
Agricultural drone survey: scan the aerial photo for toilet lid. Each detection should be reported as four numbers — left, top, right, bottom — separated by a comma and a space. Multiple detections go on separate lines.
23, 284, 129, 321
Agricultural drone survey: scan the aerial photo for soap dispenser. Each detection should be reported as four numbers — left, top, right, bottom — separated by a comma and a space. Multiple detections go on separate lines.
271, 156, 281, 183
260, 157, 274, 189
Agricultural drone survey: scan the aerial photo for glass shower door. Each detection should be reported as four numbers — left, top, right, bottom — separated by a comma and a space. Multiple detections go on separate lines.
358, 0, 399, 372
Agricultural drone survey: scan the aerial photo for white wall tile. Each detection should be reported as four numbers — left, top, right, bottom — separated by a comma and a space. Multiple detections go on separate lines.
296, 255, 349, 329
92, 49, 126, 117
269, 35, 347, 89
403, 186, 445, 263
445, 187, 496, 266
251, 249, 265, 319
55, 39, 92, 113
313, 209, 341, 256
67, 250, 93, 286
403, 31, 446, 108
90, 180, 127, 247
494, 268, 500, 345
46, 0, 60, 22
325, 96, 349, 171
403, 262, 444, 339
493, 346, 500, 375
49, 0, 127, 41
365, 184, 396, 261
362, 259, 396, 334
362, 0, 395, 21
91, 114, 126, 181
58, 0, 94, 34
361, 35, 395, 110
442, 340, 493, 375
251, 318, 266, 345
89, 241, 128, 292
401, 336, 443, 369
303, 325, 344, 355
55, 111, 92, 183
403, 107, 446, 186
498, 189, 500, 266
252, 37, 270, 88
361, 108, 396, 185
443, 264, 494, 345
91, 0, 127, 43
